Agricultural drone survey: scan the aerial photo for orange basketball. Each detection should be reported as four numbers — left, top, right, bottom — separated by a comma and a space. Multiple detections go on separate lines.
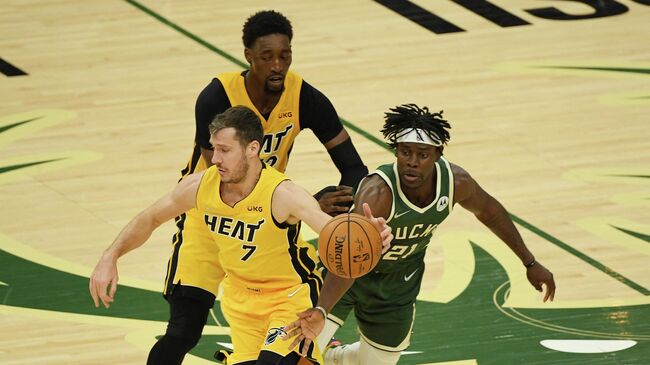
318, 213, 383, 279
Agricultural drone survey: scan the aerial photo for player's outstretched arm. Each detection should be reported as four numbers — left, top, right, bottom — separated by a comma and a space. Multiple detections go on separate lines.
453, 164, 556, 302
277, 180, 393, 354
89, 173, 203, 309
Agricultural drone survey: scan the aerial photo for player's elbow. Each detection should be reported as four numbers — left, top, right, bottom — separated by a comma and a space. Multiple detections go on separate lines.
340, 164, 368, 188
138, 209, 165, 230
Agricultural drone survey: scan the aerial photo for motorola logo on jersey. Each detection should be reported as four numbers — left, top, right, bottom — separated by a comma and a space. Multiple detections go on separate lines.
264, 327, 287, 345
204, 214, 265, 243
437, 196, 449, 212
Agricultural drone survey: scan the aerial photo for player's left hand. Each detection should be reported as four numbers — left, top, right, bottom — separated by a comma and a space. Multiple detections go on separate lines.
316, 185, 354, 216
283, 307, 326, 356
362, 202, 393, 253
526, 261, 556, 302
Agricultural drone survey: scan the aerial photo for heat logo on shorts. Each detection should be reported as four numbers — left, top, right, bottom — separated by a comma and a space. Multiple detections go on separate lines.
264, 327, 288, 345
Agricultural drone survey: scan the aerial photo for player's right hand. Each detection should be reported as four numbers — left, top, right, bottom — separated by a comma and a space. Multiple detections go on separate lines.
89, 255, 119, 308
283, 307, 325, 356
317, 185, 354, 216
526, 261, 555, 302
362, 202, 393, 253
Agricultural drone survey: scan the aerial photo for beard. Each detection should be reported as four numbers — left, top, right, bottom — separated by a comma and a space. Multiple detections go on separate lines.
222, 157, 249, 184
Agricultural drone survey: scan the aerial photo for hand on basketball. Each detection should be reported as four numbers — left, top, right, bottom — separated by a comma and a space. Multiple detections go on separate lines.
526, 261, 556, 302
89, 254, 119, 309
283, 307, 326, 356
362, 202, 393, 254
318, 185, 354, 216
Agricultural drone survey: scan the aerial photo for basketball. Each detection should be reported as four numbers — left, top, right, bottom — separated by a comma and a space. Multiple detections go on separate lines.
318, 213, 383, 279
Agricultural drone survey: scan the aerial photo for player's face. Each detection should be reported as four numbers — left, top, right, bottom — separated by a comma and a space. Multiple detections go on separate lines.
395, 142, 440, 190
210, 128, 249, 184
245, 33, 292, 94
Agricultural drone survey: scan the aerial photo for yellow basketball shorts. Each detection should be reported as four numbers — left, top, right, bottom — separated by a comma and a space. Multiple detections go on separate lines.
164, 208, 225, 296
221, 278, 323, 365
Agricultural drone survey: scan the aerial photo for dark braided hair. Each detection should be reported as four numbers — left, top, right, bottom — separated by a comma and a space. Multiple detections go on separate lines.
381, 104, 451, 150
242, 10, 293, 48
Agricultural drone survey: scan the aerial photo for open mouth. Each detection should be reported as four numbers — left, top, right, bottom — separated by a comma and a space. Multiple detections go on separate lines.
402, 170, 420, 183
268, 74, 284, 86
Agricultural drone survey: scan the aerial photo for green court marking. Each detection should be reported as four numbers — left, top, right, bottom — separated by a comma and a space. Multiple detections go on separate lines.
0, 117, 40, 134
124, 0, 648, 295
512, 214, 650, 295
124, 0, 247, 69
0, 249, 168, 320
612, 225, 650, 244
608, 174, 650, 179
0, 159, 62, 174
340, 117, 391, 151
541, 66, 650, 75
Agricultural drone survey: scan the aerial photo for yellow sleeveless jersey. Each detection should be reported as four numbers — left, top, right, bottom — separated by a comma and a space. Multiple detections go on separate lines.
217, 71, 302, 172
195, 164, 322, 291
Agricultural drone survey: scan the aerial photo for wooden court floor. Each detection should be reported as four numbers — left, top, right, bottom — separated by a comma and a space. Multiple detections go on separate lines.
1, 1, 649, 364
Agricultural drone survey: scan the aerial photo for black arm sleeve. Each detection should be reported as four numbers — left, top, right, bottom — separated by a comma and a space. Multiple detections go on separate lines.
327, 138, 368, 188
299, 80, 343, 143
299, 81, 368, 189
195, 78, 232, 150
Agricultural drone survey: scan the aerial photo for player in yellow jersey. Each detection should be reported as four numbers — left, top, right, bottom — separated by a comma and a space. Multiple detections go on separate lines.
141, 10, 368, 364
90, 106, 392, 365
89, 10, 368, 364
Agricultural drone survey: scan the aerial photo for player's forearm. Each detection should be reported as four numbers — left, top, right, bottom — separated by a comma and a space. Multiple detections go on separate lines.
477, 203, 534, 265
326, 138, 368, 189
102, 212, 159, 261
317, 273, 354, 313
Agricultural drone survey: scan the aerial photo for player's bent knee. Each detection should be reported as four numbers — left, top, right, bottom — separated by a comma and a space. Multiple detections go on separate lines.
166, 322, 203, 348
166, 332, 201, 353
359, 338, 401, 365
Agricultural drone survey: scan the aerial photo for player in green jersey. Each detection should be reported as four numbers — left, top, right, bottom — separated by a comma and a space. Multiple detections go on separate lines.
316, 104, 556, 365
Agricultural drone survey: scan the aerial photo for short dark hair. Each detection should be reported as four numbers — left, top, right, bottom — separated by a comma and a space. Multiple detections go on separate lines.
209, 106, 264, 150
381, 104, 451, 150
242, 10, 293, 48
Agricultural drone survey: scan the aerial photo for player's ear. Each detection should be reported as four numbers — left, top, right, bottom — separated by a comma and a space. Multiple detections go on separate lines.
247, 140, 260, 157
244, 48, 252, 64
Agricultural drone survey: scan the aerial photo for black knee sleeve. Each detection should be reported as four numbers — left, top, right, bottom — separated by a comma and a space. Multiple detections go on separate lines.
147, 333, 198, 365
147, 285, 215, 365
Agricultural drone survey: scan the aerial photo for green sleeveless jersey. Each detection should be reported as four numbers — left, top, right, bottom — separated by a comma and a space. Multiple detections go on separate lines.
372, 157, 455, 273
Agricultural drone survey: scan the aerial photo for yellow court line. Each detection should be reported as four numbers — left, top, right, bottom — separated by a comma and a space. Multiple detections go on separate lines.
575, 217, 650, 256
0, 151, 103, 184
0, 231, 161, 291
0, 109, 76, 148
